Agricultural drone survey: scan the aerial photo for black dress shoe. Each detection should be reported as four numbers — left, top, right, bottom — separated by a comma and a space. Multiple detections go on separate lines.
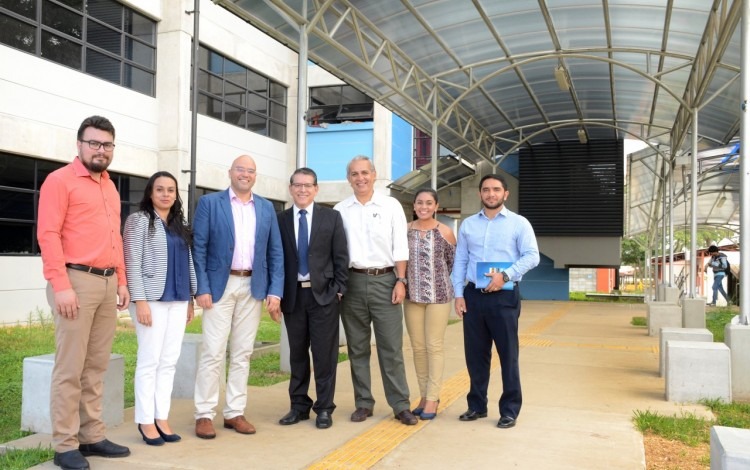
53, 450, 90, 470
138, 424, 165, 446
154, 421, 181, 442
459, 410, 488, 421
316, 411, 333, 429
394, 409, 418, 425
78, 439, 130, 458
279, 409, 310, 425
497, 416, 516, 428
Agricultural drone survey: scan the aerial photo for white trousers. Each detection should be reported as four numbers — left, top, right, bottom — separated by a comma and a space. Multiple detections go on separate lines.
132, 300, 189, 424
194, 275, 262, 419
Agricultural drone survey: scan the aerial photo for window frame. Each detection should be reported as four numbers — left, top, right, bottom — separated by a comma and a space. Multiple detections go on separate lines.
197, 44, 288, 143
0, 0, 157, 96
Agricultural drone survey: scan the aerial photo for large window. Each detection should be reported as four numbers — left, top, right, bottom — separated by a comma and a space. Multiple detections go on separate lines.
197, 45, 287, 142
0, 152, 147, 255
308, 85, 373, 125
0, 0, 157, 96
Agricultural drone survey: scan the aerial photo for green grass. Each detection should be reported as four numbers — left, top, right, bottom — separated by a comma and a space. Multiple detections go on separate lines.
569, 292, 591, 301
0, 309, 289, 448
632, 306, 749, 454
631, 316, 647, 327
0, 444, 55, 470
706, 307, 736, 343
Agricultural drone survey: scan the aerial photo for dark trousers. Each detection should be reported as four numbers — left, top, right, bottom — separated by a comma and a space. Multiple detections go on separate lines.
463, 284, 522, 419
286, 286, 340, 414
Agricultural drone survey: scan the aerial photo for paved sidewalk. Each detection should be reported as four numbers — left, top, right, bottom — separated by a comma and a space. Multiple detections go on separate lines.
16, 300, 710, 469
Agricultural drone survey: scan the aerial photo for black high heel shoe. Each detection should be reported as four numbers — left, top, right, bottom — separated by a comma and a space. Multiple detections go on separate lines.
138, 424, 165, 446
154, 421, 181, 442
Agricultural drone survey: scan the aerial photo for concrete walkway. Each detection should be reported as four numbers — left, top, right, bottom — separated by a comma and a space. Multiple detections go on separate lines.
16, 300, 711, 469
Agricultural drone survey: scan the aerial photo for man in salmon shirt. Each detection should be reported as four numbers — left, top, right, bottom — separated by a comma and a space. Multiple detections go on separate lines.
38, 115, 131, 470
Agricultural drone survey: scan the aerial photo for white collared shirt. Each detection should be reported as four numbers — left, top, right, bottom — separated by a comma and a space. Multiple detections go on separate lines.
334, 192, 408, 269
293, 202, 313, 281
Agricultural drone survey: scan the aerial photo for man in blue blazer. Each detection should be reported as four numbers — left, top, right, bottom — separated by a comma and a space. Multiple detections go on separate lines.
192, 154, 284, 439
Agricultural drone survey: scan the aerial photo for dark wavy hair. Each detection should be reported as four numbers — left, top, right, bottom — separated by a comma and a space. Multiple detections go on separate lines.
139, 171, 191, 245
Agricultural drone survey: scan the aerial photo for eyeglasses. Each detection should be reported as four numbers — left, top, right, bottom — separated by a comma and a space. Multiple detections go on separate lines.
232, 167, 256, 175
291, 183, 316, 190
80, 139, 115, 151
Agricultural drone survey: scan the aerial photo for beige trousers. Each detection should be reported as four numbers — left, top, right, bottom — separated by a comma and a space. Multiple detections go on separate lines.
403, 300, 451, 401
47, 269, 118, 452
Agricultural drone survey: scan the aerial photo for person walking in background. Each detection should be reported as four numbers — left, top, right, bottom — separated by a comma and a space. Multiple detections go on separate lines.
192, 155, 284, 439
38, 115, 131, 470
334, 156, 418, 426
276, 168, 349, 429
704, 245, 731, 306
451, 174, 539, 429
404, 189, 456, 421
123, 171, 196, 446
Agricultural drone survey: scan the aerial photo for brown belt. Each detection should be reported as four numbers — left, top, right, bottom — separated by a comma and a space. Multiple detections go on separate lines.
230, 269, 252, 277
350, 266, 394, 276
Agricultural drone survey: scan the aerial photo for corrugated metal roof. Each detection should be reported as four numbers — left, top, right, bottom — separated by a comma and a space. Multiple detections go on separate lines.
217, 0, 741, 234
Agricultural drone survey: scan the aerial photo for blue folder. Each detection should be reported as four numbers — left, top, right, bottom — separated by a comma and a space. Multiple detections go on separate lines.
475, 261, 514, 290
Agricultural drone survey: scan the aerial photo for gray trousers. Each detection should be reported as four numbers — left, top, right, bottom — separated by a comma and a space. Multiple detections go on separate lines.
340, 271, 410, 414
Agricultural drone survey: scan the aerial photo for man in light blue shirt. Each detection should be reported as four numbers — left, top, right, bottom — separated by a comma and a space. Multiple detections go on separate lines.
451, 174, 539, 429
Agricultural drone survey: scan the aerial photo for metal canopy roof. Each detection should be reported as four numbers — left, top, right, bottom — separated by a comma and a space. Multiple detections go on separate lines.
217, 0, 742, 234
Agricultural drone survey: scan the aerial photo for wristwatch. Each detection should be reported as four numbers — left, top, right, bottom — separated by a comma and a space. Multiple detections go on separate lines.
501, 272, 510, 283
396, 277, 408, 286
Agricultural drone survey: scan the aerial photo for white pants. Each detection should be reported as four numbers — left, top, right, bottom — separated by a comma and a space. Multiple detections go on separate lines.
194, 275, 262, 420
132, 301, 189, 424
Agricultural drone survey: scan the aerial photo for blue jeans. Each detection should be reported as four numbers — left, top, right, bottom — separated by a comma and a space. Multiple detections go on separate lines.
712, 275, 729, 304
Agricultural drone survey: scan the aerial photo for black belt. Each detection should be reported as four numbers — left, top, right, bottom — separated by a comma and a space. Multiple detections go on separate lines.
230, 269, 253, 277
350, 267, 394, 276
65, 263, 115, 277
298, 281, 311, 288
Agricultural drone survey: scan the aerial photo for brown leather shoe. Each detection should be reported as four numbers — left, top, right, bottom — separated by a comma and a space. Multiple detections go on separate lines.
195, 418, 216, 439
395, 409, 418, 425
350, 407, 373, 422
223, 415, 256, 434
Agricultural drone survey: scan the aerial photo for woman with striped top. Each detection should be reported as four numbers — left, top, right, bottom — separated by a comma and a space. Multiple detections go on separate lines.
404, 189, 456, 420
123, 171, 196, 446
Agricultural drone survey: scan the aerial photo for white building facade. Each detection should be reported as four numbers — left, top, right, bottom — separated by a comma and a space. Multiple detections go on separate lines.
0, 0, 402, 323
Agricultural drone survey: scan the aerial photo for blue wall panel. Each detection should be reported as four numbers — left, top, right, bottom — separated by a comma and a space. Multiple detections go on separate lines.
391, 114, 413, 180
307, 122, 374, 181
519, 252, 569, 300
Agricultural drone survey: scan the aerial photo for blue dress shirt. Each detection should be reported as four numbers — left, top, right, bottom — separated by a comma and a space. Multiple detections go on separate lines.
451, 206, 540, 297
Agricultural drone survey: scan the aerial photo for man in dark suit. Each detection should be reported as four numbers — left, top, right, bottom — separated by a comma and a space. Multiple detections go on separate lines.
275, 168, 349, 429
192, 154, 284, 439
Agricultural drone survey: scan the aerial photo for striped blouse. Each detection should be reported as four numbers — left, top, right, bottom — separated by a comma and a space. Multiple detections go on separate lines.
406, 225, 455, 304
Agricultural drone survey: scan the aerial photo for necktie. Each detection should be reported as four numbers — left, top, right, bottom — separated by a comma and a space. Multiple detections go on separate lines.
298, 209, 309, 276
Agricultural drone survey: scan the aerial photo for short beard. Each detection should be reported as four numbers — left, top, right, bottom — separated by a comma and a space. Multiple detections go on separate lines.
482, 200, 503, 210
81, 156, 110, 173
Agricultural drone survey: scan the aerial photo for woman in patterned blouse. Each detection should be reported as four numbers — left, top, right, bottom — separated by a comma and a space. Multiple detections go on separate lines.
404, 189, 456, 420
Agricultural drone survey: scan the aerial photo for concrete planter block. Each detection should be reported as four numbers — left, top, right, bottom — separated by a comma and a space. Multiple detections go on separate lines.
711, 426, 750, 470
665, 341, 731, 403
681, 297, 707, 328
173, 334, 203, 399
664, 286, 681, 305
647, 302, 682, 336
724, 325, 750, 402
21, 353, 124, 434
659, 327, 712, 377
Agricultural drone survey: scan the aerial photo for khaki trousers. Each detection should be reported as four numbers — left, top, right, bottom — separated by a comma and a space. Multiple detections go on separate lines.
47, 269, 118, 452
404, 300, 451, 401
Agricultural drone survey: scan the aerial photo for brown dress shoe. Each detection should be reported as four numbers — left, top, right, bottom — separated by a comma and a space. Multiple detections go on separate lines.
395, 409, 418, 425
223, 415, 256, 434
350, 407, 373, 422
195, 418, 216, 439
